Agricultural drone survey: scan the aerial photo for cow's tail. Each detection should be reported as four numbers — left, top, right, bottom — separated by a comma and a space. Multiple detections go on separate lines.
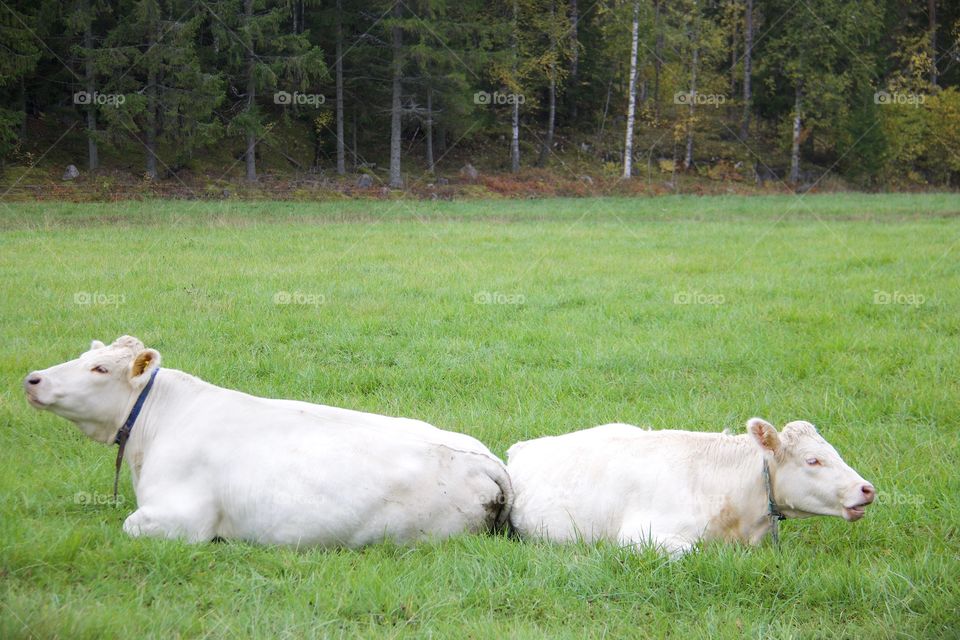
485, 457, 515, 535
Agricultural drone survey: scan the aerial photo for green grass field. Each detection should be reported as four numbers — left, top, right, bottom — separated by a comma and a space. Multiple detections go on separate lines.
1, 193, 959, 638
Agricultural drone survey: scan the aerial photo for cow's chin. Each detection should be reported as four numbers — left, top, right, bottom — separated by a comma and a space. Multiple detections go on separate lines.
26, 394, 49, 409
842, 504, 869, 521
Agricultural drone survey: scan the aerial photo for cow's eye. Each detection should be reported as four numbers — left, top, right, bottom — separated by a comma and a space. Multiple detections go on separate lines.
805, 457, 820, 466
91, 365, 109, 374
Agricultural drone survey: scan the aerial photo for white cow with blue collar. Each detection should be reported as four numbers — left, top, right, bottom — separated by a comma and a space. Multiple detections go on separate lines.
24, 336, 512, 547
506, 419, 875, 555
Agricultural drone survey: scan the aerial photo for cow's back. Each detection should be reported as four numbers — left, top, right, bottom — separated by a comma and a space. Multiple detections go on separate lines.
507, 424, 696, 542
270, 399, 495, 458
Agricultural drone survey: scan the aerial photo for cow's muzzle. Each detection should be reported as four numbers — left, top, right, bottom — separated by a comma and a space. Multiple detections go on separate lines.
843, 483, 875, 521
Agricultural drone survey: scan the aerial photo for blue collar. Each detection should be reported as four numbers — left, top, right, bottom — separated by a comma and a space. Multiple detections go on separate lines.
762, 459, 786, 548
114, 367, 160, 445
113, 367, 159, 501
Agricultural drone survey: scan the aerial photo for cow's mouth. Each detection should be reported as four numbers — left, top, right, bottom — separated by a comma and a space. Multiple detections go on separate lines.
843, 502, 870, 521
25, 393, 47, 408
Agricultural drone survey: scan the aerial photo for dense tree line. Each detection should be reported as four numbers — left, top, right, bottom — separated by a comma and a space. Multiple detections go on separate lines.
1, 0, 959, 187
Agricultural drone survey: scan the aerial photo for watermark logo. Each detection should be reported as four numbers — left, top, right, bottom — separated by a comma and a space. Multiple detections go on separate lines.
673, 291, 725, 305
74, 291, 126, 307
273, 291, 326, 306
474, 291, 525, 305
873, 290, 925, 306
874, 490, 924, 507
874, 91, 926, 107
75, 491, 124, 506
73, 91, 125, 107
474, 91, 525, 106
274, 91, 326, 107
272, 490, 326, 507
674, 92, 726, 108
477, 491, 511, 507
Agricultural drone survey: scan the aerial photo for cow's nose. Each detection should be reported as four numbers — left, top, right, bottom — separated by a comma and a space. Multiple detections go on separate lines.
26, 374, 42, 386
861, 484, 875, 503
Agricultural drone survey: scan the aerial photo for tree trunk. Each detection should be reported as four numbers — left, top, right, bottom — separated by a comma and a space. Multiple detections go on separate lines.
510, 0, 520, 173
335, 0, 346, 175
244, 0, 257, 182
83, 0, 98, 171
653, 0, 662, 116
623, 0, 640, 179
929, 0, 937, 86
425, 85, 435, 174
145, 21, 158, 179
511, 100, 520, 173
351, 108, 358, 170
598, 70, 613, 136
537, 66, 556, 166
684, 42, 698, 171
388, 2, 403, 188
537, 1, 557, 168
790, 83, 802, 184
568, 0, 579, 120
740, 0, 753, 140
18, 77, 27, 141
729, 7, 738, 97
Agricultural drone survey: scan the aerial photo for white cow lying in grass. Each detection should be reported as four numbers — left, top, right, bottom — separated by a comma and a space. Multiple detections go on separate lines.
507, 419, 875, 555
24, 336, 512, 547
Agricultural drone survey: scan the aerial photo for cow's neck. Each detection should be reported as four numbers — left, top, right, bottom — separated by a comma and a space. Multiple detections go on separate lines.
699, 435, 778, 545
118, 368, 205, 488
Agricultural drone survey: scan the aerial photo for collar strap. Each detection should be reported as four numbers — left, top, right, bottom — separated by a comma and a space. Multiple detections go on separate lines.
113, 367, 159, 501
762, 458, 786, 548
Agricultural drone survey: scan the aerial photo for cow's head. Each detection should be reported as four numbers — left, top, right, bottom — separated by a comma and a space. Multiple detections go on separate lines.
24, 336, 161, 444
747, 417, 875, 521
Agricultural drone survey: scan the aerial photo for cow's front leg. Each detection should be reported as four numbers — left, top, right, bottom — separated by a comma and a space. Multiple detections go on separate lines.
123, 499, 217, 543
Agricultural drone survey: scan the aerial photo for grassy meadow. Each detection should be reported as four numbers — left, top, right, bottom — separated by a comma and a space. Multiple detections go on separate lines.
1, 193, 958, 638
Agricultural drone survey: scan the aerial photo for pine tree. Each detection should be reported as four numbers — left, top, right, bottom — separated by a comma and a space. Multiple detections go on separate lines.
759, 0, 882, 183
0, 3, 42, 165
98, 0, 223, 179
208, 0, 325, 181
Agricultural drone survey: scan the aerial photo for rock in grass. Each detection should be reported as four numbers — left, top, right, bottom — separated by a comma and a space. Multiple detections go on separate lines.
62, 165, 80, 181
460, 164, 479, 181
356, 174, 374, 188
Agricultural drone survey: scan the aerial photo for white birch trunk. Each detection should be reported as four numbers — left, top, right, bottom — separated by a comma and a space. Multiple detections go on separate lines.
622, 0, 641, 179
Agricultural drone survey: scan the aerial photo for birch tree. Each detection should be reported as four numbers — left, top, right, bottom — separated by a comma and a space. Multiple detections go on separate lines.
761, 0, 881, 183
622, 0, 641, 178
536, 0, 566, 166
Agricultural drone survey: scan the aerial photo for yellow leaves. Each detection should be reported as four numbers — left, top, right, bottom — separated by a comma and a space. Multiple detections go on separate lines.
908, 52, 934, 82
313, 111, 333, 135
925, 88, 960, 172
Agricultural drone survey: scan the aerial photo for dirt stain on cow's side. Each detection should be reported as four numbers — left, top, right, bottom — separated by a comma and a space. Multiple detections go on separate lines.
711, 498, 743, 542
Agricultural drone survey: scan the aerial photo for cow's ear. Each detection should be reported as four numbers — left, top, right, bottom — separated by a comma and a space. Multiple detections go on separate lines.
89, 340, 106, 351
129, 348, 161, 388
747, 417, 780, 453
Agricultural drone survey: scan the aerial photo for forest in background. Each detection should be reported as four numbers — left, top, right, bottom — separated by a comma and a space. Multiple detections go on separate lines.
2, 0, 960, 196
